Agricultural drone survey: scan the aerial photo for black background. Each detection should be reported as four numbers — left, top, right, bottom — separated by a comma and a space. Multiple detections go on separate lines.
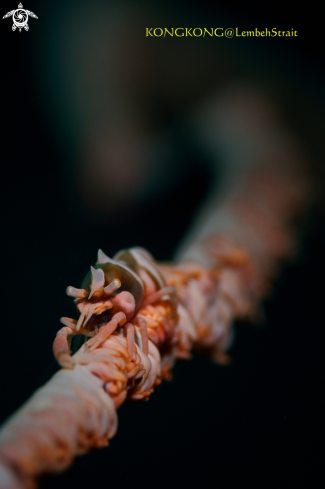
1, 1, 325, 488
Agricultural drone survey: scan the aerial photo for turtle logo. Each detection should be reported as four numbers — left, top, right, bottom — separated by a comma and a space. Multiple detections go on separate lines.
3, 3, 38, 32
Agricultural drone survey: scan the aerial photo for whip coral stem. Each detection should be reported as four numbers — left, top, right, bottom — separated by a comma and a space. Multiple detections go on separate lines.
0, 103, 313, 486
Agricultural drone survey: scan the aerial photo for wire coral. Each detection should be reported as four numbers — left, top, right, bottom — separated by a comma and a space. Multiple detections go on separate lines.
0, 159, 311, 489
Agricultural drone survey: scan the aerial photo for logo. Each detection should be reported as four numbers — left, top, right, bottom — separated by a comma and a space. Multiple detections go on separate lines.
3, 3, 38, 32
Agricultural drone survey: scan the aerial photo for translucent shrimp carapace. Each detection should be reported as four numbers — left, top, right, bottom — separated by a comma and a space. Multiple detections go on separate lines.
82, 249, 145, 310
114, 247, 166, 297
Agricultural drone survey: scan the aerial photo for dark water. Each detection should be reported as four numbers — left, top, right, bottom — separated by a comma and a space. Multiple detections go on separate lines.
1, 1, 324, 488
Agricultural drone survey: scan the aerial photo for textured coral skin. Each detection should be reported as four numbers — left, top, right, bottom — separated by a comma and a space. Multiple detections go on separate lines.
0, 245, 237, 488
0, 155, 312, 488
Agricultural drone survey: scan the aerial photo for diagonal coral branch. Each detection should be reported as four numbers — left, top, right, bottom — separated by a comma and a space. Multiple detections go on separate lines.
0, 153, 312, 488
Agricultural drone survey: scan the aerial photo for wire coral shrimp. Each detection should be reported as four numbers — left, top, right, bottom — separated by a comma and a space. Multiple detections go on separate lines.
53, 247, 177, 380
